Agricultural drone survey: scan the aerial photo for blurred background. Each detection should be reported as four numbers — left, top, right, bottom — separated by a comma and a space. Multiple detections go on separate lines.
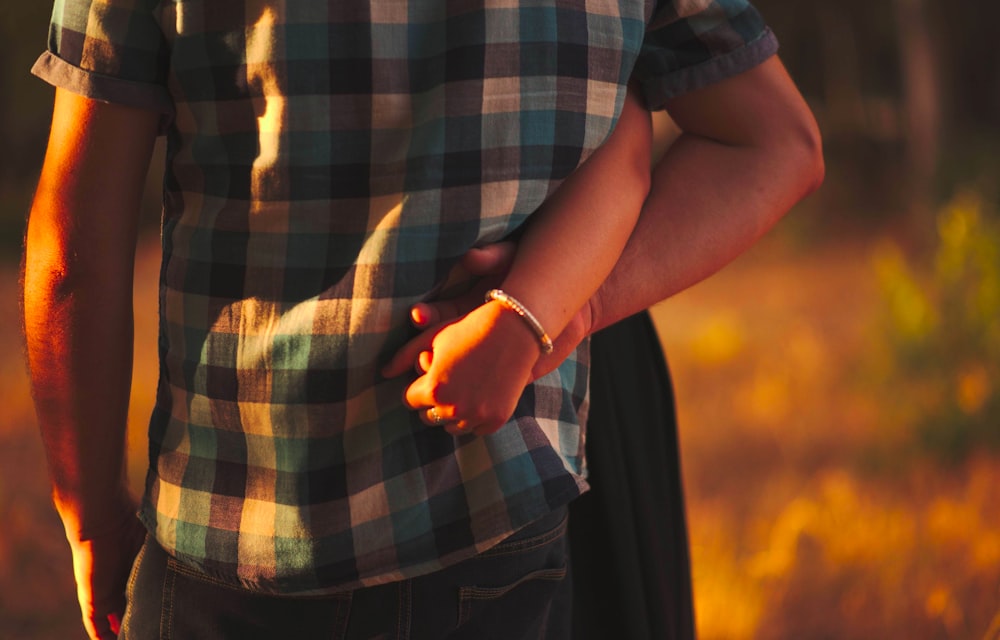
2, 1, 999, 638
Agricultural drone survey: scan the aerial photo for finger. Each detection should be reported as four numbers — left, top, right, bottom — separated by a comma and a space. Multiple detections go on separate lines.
410, 303, 438, 327
91, 595, 126, 640
107, 612, 122, 636
86, 612, 116, 640
421, 403, 466, 429
403, 375, 432, 411
461, 242, 516, 275
421, 406, 455, 427
444, 421, 470, 437
410, 299, 465, 327
382, 331, 436, 378
417, 350, 433, 374
86, 587, 124, 640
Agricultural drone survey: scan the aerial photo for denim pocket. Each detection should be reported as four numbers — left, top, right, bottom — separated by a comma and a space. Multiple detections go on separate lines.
454, 511, 570, 634
456, 565, 568, 624
146, 549, 352, 640
118, 536, 150, 639
160, 561, 353, 640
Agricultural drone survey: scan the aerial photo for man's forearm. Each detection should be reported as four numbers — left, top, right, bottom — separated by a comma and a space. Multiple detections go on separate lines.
23, 240, 137, 535
23, 90, 158, 538
592, 129, 821, 330
591, 58, 824, 331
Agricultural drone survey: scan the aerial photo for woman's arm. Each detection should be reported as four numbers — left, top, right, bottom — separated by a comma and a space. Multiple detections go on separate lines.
388, 89, 652, 435
389, 56, 823, 382
489, 88, 652, 341
23, 88, 158, 640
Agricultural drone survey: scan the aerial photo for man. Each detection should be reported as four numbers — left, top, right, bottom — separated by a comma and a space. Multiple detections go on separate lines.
23, 1, 821, 638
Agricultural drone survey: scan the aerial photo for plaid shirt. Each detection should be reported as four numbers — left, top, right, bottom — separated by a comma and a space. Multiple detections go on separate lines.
35, 0, 776, 593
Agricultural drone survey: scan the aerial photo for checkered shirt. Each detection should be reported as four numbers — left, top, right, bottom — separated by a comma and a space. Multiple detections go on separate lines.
34, 0, 776, 593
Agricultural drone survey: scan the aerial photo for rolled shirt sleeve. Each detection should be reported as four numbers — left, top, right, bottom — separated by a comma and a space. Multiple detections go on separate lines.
634, 0, 779, 109
32, 0, 173, 121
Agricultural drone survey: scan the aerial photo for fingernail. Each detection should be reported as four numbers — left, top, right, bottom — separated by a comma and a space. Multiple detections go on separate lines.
108, 613, 122, 635
410, 305, 427, 326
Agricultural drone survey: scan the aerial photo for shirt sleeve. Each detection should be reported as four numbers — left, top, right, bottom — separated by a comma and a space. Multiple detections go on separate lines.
634, 0, 779, 110
31, 0, 173, 120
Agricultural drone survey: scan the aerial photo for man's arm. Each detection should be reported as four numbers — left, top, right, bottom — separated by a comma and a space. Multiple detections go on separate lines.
391, 89, 652, 435
402, 56, 823, 377
589, 56, 824, 331
23, 88, 158, 640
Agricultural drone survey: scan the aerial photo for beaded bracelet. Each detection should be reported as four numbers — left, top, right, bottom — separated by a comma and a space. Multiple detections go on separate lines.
485, 289, 555, 355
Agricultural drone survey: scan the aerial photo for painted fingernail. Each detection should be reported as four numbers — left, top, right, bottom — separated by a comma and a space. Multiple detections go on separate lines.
410, 305, 428, 326
108, 613, 122, 635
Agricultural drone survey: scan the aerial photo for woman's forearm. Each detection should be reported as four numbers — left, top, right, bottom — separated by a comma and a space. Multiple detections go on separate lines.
496, 90, 652, 342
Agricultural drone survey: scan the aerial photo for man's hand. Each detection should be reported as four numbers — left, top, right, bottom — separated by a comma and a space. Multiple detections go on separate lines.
68, 510, 146, 640
406, 243, 517, 329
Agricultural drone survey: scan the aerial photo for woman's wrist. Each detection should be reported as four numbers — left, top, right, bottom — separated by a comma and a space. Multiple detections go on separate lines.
484, 289, 554, 355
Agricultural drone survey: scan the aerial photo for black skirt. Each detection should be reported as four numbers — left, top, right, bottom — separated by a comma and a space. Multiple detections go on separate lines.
569, 311, 695, 640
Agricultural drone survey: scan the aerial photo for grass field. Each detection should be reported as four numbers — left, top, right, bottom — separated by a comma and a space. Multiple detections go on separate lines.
650, 231, 1000, 639
2, 230, 998, 639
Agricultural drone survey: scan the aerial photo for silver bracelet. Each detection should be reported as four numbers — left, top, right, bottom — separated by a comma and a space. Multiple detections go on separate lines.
485, 289, 555, 355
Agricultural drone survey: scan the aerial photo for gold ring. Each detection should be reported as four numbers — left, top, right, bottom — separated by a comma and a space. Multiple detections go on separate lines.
428, 406, 445, 425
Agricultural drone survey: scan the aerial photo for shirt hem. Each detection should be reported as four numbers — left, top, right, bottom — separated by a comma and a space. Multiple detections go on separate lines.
139, 480, 586, 596
31, 51, 175, 133
639, 28, 780, 110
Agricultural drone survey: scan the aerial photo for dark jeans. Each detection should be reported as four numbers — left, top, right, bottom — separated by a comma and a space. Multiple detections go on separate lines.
120, 507, 570, 639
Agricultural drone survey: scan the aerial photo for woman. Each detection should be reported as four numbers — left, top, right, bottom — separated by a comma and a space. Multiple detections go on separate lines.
572, 312, 694, 639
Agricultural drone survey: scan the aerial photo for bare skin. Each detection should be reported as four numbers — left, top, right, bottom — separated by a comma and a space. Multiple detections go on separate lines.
388, 56, 824, 381
23, 89, 158, 639
21, 87, 649, 637
23, 54, 820, 640
390, 88, 652, 435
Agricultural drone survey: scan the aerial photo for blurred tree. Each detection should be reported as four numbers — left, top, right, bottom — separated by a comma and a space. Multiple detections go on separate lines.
757, 0, 999, 226
0, 4, 56, 258
894, 0, 940, 217
3, 0, 999, 257
928, 0, 1000, 207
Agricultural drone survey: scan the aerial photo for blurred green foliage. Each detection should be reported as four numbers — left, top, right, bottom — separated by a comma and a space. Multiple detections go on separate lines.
872, 193, 1000, 462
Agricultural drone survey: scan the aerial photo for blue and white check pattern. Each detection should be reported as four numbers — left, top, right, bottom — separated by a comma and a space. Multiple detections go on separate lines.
34, 0, 776, 593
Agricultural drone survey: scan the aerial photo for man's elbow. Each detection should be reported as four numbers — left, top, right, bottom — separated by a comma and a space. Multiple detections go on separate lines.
787, 111, 825, 200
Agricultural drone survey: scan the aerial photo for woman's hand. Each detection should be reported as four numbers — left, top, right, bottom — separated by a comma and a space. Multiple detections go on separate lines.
383, 241, 596, 385
399, 301, 540, 436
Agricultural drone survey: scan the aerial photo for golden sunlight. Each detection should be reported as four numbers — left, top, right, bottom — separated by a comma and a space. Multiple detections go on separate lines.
246, 4, 286, 205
